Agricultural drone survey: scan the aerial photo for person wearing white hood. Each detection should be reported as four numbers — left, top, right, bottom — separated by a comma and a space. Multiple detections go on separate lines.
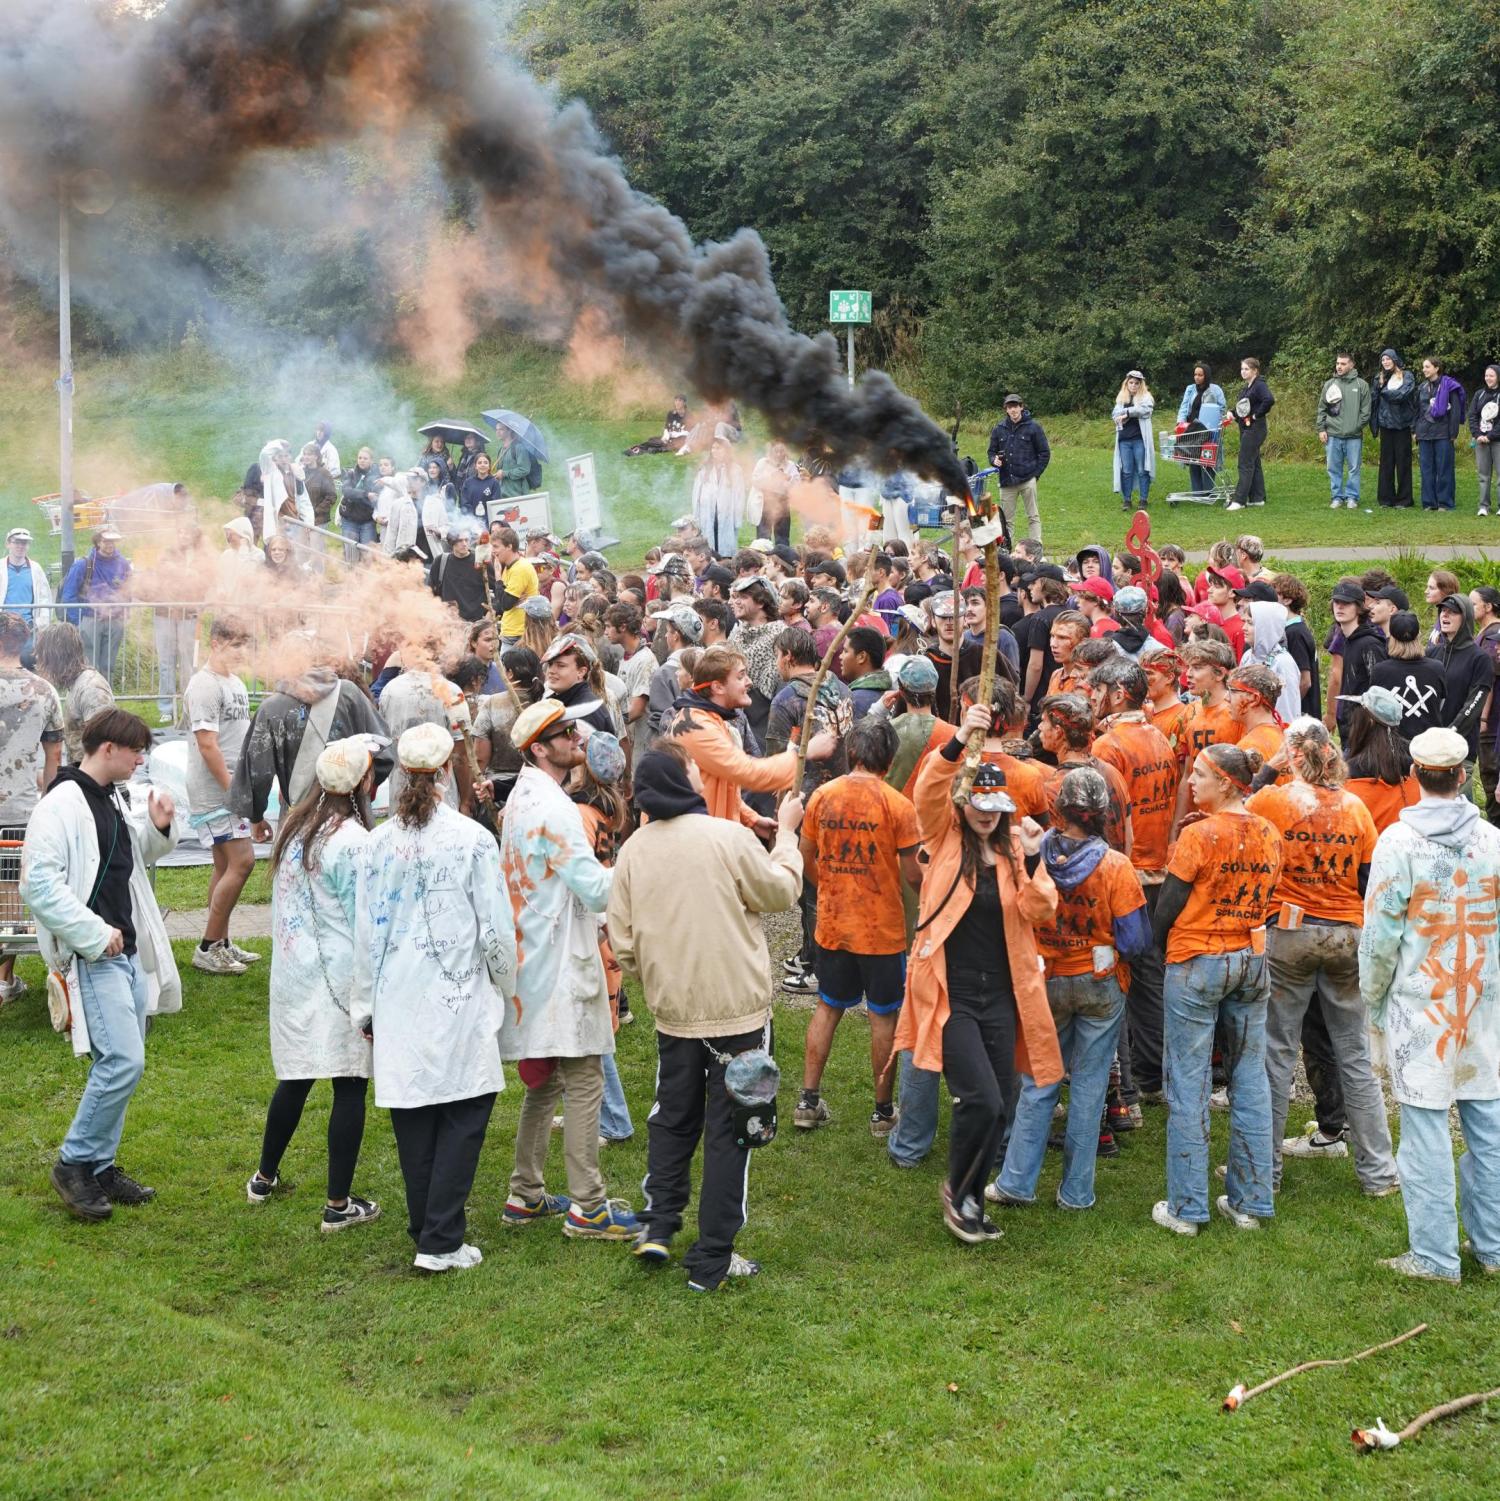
1360, 726, 1500, 1284
352, 723, 514, 1274
1237, 594, 1301, 723
220, 516, 265, 565
257, 440, 314, 543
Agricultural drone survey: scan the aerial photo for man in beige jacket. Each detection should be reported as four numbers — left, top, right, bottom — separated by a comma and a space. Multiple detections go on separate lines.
607, 741, 804, 1291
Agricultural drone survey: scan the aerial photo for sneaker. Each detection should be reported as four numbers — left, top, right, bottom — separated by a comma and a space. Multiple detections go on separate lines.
0, 975, 27, 1005
50, 1158, 112, 1221
1379, 1251, 1459, 1286
781, 956, 806, 976
551, 1115, 565, 1133
687, 1251, 762, 1291
1210, 1087, 1230, 1111
1106, 1103, 1142, 1132
1151, 1199, 1197, 1236
1362, 1181, 1402, 1199
1216, 1194, 1261, 1231
502, 1191, 571, 1226
869, 1106, 898, 1138
562, 1198, 639, 1240
633, 1229, 672, 1264
1481, 507, 1491, 518
414, 1246, 477, 1273
794, 1097, 832, 1131
940, 1182, 989, 1245
1330, 496, 1343, 509
617, 999, 634, 1025
321, 1194, 380, 1233
984, 1183, 1033, 1207
455, 1243, 483, 1268
191, 941, 247, 976
225, 940, 261, 965
96, 1164, 156, 1205
1282, 1121, 1348, 1158
1462, 1241, 1500, 1274
781, 972, 819, 994
246, 1172, 279, 1204
1097, 1129, 1120, 1159
976, 1212, 1004, 1241
1225, 501, 1244, 512
1345, 497, 1358, 509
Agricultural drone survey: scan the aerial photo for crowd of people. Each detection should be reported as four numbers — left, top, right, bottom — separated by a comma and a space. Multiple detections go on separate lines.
12, 457, 1500, 1292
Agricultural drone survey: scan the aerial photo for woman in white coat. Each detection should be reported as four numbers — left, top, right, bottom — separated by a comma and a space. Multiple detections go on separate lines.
352, 723, 515, 1274
691, 435, 745, 557
247, 737, 381, 1232
1112, 370, 1156, 510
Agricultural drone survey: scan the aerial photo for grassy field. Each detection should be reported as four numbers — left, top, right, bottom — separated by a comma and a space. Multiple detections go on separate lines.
3, 945, 1498, 1499
4, 340, 1500, 582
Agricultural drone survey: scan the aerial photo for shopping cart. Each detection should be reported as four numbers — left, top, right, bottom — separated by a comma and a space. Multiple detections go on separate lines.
33, 494, 115, 536
0, 829, 38, 959
1159, 423, 1236, 507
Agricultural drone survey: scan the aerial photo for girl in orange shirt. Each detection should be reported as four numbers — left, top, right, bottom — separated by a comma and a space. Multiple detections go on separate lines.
1152, 743, 1282, 1236
1339, 688, 1421, 832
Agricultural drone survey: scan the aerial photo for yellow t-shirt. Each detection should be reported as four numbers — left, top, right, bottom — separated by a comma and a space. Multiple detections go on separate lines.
499, 558, 539, 639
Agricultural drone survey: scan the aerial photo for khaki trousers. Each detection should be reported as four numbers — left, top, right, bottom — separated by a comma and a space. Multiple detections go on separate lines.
508, 1054, 607, 1212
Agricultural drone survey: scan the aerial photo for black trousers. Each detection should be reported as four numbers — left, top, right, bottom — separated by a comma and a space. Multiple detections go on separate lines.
942, 970, 1019, 1208
1233, 422, 1267, 506
642, 1026, 763, 1287
798, 882, 818, 969
1300, 996, 1346, 1136
1124, 883, 1166, 1096
389, 1093, 496, 1254
1377, 428, 1414, 507
258, 1076, 368, 1201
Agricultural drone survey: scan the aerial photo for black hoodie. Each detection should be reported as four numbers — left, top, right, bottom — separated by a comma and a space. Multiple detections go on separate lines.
1426, 594, 1496, 759
1336, 620, 1389, 731
52, 766, 136, 954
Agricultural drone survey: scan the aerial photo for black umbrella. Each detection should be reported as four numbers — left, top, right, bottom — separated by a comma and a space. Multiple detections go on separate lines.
418, 420, 489, 446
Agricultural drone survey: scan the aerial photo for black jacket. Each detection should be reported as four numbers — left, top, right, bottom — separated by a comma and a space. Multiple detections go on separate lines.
1370, 369, 1418, 433
1369, 656, 1449, 741
340, 464, 379, 524
1469, 376, 1500, 439
1415, 379, 1466, 442
1426, 594, 1496, 759
428, 550, 493, 623
1336, 621, 1388, 728
1236, 377, 1274, 430
547, 679, 613, 736
987, 410, 1051, 485
304, 466, 337, 527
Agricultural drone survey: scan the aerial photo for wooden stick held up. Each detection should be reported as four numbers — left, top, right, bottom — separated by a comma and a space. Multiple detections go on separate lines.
952, 531, 1001, 806
793, 573, 876, 794
1222, 1323, 1428, 1412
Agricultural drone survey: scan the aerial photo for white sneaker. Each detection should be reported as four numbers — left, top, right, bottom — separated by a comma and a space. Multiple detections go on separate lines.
1225, 502, 1244, 512
414, 1246, 479, 1273
1330, 496, 1342, 509
191, 941, 247, 976
725, 1251, 760, 1278
455, 1243, 483, 1268
1151, 1200, 1197, 1236
1481, 507, 1491, 518
1210, 1087, 1230, 1111
1216, 1194, 1261, 1231
0, 976, 27, 1005
225, 941, 261, 965
1282, 1122, 1348, 1159
1345, 497, 1358, 509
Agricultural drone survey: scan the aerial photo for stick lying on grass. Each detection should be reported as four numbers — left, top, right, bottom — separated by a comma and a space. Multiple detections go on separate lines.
1353, 1386, 1500, 1452
1222, 1324, 1428, 1412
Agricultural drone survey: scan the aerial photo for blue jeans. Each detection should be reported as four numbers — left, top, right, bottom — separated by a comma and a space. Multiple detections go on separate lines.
341, 517, 377, 563
1326, 435, 1362, 502
887, 1051, 941, 1166
60, 954, 149, 1170
1163, 949, 1274, 1223
1419, 438, 1456, 509
997, 973, 1124, 1209
1118, 438, 1150, 504
600, 1052, 634, 1141
1397, 1098, 1500, 1279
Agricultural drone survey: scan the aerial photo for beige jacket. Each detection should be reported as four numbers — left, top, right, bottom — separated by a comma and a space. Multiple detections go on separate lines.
607, 814, 802, 1038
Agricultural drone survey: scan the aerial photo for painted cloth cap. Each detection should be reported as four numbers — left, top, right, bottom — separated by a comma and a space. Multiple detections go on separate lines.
542, 631, 597, 666
1409, 726, 1469, 768
1337, 686, 1404, 728
511, 699, 566, 752
896, 655, 940, 692
397, 722, 454, 771
315, 735, 378, 795
585, 731, 627, 784
1114, 585, 1148, 616
929, 590, 957, 619
521, 595, 555, 620
651, 604, 703, 641
967, 760, 1016, 814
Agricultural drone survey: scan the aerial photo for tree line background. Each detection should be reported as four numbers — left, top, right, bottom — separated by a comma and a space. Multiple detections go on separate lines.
6, 0, 1499, 424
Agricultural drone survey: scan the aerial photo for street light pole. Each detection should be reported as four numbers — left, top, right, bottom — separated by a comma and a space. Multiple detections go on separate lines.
57, 186, 75, 576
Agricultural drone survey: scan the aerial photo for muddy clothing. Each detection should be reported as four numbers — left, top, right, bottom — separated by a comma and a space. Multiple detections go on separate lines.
0, 666, 63, 825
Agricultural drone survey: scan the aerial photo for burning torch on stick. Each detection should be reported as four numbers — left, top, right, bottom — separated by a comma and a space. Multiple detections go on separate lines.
951, 495, 1006, 806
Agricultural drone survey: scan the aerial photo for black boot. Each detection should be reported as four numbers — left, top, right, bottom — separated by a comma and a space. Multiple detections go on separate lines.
51, 1158, 112, 1221
96, 1164, 157, 1205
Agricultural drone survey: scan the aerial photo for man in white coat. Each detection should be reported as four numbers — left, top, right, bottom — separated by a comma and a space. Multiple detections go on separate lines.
1360, 726, 1500, 1284
2, 527, 53, 654
498, 699, 638, 1241
21, 707, 180, 1221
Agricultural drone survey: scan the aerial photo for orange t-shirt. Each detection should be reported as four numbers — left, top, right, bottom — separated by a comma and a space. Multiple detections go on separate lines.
1163, 810, 1283, 964
1179, 697, 1244, 762
982, 748, 1051, 819
1047, 663, 1091, 698
1346, 775, 1420, 834
804, 773, 920, 956
1150, 698, 1194, 758
1092, 716, 1179, 872
1035, 848, 1146, 982
1246, 782, 1377, 925
1042, 755, 1133, 853
1237, 721, 1285, 766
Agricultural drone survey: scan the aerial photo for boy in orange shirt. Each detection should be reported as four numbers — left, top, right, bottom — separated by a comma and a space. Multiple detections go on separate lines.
993, 767, 1151, 1210
1145, 649, 1192, 755
1171, 639, 1243, 833
1227, 663, 1286, 766
1037, 693, 1133, 855
797, 717, 922, 1138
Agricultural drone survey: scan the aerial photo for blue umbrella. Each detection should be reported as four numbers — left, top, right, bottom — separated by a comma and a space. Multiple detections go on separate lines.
481, 408, 548, 462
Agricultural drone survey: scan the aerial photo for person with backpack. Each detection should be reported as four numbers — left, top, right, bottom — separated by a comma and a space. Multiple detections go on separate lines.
495, 423, 535, 498
58, 527, 131, 683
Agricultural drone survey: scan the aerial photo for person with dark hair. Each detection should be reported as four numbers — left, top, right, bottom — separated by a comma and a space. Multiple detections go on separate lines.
1317, 352, 1372, 510
352, 724, 514, 1273
1415, 357, 1466, 511
1228, 356, 1274, 513
1170, 641, 1242, 833
33, 620, 113, 767
23, 708, 180, 1221
610, 744, 804, 1289
1339, 688, 1419, 831
1470, 585, 1500, 825
473, 646, 541, 807
840, 625, 889, 720
428, 528, 493, 623
249, 737, 381, 1231
1271, 573, 1320, 718
987, 394, 1050, 544
994, 767, 1151, 1209
498, 701, 638, 1243
1360, 726, 1500, 1283
795, 717, 921, 1138
58, 527, 131, 681
1150, 742, 1282, 1235
1327, 579, 1387, 740
1371, 349, 1418, 508
1036, 694, 1132, 854
1176, 363, 1226, 495
892, 702, 1058, 1243
1369, 611, 1446, 740
1427, 593, 1495, 774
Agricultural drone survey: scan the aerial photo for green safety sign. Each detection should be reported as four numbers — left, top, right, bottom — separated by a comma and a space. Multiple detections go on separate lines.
828, 290, 872, 324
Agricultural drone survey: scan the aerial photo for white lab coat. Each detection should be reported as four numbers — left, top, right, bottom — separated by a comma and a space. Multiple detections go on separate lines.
351, 803, 513, 1109
497, 765, 614, 1061
377, 673, 460, 811
268, 818, 372, 1080
2, 557, 54, 630
20, 776, 182, 1057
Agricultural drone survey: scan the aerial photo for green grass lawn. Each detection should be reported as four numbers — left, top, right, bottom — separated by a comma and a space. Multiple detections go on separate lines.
2, 946, 1497, 1499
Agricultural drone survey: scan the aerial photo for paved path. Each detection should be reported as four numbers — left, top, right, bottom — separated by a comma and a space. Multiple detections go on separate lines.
163, 905, 274, 939
1182, 544, 1500, 564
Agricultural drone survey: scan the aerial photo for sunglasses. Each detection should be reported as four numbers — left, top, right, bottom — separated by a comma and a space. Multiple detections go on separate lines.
539, 724, 579, 744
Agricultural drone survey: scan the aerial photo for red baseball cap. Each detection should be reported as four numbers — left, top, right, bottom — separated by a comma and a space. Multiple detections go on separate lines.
1075, 577, 1115, 604
1206, 564, 1246, 590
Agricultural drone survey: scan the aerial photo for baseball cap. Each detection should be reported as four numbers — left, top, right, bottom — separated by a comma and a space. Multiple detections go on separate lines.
1114, 585, 1148, 615
1075, 577, 1115, 604
1409, 726, 1469, 768
967, 761, 1016, 814
731, 574, 773, 594
1206, 564, 1246, 590
1366, 584, 1411, 610
651, 603, 703, 641
1330, 580, 1367, 605
6, 527, 32, 544
1235, 580, 1279, 602
810, 558, 846, 585
1032, 562, 1066, 583
896, 656, 940, 693
771, 544, 800, 571
701, 564, 735, 591
97, 526, 123, 543
1337, 685, 1404, 728
1438, 594, 1466, 615
1003, 393, 1023, 407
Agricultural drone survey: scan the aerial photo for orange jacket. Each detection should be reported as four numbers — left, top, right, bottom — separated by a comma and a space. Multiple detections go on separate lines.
667, 700, 797, 825
892, 748, 1063, 1083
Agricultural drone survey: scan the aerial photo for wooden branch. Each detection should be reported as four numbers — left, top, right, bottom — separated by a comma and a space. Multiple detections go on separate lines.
952, 537, 1001, 806
1353, 1385, 1500, 1452
793, 573, 876, 793
1222, 1323, 1428, 1412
